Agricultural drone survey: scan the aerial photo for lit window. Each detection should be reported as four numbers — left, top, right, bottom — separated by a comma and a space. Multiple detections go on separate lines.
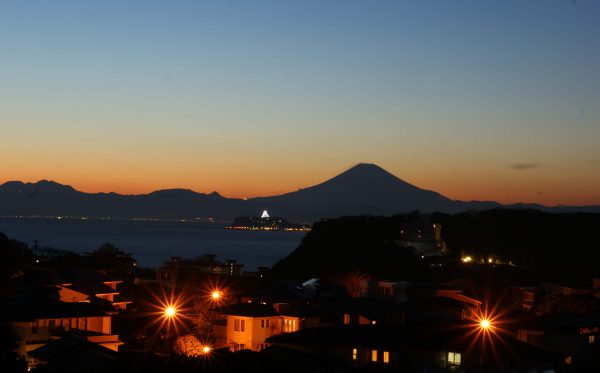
371, 350, 378, 362
589, 335, 596, 344
352, 348, 357, 360
448, 352, 461, 365
383, 351, 389, 363
344, 313, 350, 325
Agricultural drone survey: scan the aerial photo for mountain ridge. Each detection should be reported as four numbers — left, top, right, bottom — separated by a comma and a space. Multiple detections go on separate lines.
1, 164, 598, 221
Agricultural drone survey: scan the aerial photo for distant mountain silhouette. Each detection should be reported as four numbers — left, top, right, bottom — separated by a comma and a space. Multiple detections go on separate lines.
251, 163, 456, 220
1, 164, 598, 222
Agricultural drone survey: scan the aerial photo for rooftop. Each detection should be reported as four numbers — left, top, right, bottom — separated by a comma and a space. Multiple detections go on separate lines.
0, 295, 112, 322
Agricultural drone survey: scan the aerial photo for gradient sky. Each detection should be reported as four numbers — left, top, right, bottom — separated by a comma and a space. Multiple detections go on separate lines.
1, 0, 599, 205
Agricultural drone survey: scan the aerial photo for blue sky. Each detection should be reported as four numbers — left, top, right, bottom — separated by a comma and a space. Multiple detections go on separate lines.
1, 0, 599, 204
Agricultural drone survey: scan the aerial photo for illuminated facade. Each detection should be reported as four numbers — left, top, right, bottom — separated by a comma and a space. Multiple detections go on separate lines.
2, 268, 127, 369
2, 296, 123, 371
213, 303, 301, 352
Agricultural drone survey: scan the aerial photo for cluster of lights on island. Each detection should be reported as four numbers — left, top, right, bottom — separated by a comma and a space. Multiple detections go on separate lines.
225, 210, 311, 232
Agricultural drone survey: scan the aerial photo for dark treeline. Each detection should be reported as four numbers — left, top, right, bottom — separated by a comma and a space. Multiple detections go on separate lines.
0, 233, 30, 288
272, 209, 600, 284
0, 238, 136, 289
434, 209, 600, 279
271, 214, 425, 281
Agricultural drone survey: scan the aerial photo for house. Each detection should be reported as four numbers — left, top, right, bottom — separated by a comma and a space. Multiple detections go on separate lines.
406, 283, 482, 323
213, 295, 407, 353
15, 268, 131, 310
540, 281, 590, 297
157, 256, 244, 285
517, 313, 600, 369
0, 294, 122, 370
512, 286, 537, 311
213, 303, 283, 352
28, 332, 118, 372
347, 297, 406, 326
269, 324, 564, 372
363, 279, 409, 302
212, 275, 413, 353
0, 267, 126, 369
212, 301, 344, 352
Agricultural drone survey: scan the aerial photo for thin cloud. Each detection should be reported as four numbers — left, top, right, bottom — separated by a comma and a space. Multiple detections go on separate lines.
509, 163, 543, 170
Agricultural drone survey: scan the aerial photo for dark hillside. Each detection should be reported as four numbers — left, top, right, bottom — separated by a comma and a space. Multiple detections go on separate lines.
272, 210, 600, 284
433, 209, 600, 279
271, 215, 425, 280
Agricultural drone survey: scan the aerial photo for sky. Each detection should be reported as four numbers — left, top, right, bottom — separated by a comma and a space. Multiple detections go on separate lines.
1, 0, 599, 205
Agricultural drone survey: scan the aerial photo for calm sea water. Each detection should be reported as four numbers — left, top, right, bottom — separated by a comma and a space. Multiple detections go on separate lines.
0, 218, 305, 270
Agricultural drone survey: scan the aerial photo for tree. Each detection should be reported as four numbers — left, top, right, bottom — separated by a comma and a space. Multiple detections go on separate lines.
334, 270, 371, 297
0, 325, 26, 373
0, 233, 31, 287
173, 335, 204, 357
86, 243, 136, 278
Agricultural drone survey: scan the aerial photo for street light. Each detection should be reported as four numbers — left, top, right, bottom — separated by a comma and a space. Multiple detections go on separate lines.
475, 313, 496, 335
165, 305, 177, 318
211, 290, 221, 301
479, 318, 491, 330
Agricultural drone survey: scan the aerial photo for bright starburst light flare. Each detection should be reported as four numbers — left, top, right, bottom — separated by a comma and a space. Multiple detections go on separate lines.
138, 277, 229, 355
165, 305, 177, 318
141, 284, 195, 341
480, 318, 491, 330
456, 296, 519, 368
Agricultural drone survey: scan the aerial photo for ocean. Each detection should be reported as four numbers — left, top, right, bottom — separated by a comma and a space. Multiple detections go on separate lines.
0, 218, 306, 270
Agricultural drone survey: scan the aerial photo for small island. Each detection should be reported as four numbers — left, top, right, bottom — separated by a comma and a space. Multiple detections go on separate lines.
225, 210, 311, 232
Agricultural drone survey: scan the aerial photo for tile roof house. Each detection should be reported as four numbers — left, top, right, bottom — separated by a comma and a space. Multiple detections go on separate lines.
1, 267, 127, 369
15, 268, 131, 310
0, 295, 122, 366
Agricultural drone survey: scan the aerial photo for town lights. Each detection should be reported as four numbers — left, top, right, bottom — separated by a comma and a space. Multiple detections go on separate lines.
202, 346, 211, 354
211, 290, 221, 300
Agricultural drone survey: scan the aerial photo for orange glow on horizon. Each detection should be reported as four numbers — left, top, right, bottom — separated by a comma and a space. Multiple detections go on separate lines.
1, 162, 598, 206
